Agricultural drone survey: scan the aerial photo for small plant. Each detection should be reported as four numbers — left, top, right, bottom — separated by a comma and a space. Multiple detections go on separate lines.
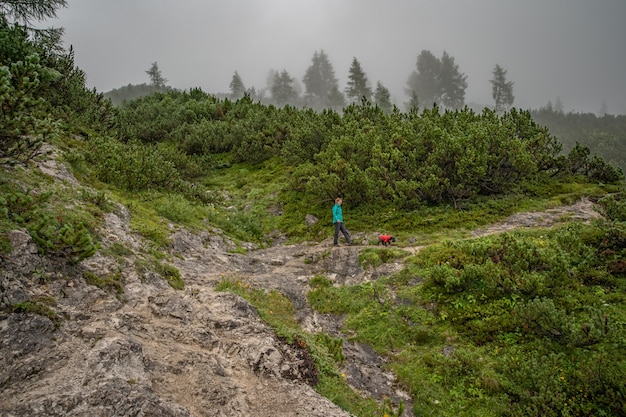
102, 242, 134, 258
309, 274, 332, 289
154, 261, 184, 290
84, 271, 124, 295
379, 397, 405, 417
80, 189, 115, 212
316, 333, 345, 363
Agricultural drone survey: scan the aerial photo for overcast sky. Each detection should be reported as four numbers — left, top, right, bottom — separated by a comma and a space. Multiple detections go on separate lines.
45, 0, 626, 114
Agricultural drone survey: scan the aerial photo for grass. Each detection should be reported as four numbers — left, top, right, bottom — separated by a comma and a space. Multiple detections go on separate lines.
84, 271, 124, 296
12, 300, 61, 325
135, 257, 185, 290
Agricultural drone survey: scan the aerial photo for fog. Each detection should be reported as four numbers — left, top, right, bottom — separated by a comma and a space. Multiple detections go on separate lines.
46, 0, 626, 114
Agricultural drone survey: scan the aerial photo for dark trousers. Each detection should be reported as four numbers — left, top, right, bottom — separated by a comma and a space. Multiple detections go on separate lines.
334, 222, 352, 245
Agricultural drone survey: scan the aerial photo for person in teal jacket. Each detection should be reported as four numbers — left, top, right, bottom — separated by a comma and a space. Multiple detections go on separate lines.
332, 197, 353, 246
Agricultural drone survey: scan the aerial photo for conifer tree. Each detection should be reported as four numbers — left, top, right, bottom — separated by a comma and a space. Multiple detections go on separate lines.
440, 51, 467, 109
406, 49, 467, 109
303, 49, 342, 110
229, 70, 246, 99
0, 0, 67, 25
345, 57, 372, 103
146, 62, 167, 88
490, 64, 514, 113
406, 50, 441, 108
374, 81, 392, 113
270, 69, 298, 106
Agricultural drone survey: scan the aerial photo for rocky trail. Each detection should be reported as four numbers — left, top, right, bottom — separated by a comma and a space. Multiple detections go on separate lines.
0, 160, 604, 416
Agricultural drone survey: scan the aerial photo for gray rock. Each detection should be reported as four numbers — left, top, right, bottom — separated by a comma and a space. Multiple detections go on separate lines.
305, 214, 318, 226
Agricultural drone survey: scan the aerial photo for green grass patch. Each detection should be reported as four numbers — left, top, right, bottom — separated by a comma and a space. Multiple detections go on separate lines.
84, 271, 124, 295
12, 300, 60, 325
116, 193, 172, 248
134, 256, 184, 290
359, 247, 411, 269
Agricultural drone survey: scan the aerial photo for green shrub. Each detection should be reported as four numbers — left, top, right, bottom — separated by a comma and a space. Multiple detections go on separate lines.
28, 215, 99, 265
153, 193, 206, 224
86, 137, 182, 193
598, 193, 626, 221
0, 53, 58, 167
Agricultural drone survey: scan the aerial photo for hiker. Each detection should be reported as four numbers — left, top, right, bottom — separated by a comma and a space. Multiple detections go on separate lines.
332, 197, 353, 246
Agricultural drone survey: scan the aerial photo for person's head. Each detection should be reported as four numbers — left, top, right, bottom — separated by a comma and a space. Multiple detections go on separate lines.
335, 197, 342, 205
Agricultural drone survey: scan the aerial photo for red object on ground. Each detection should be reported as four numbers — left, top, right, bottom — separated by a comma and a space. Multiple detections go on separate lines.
379, 234, 393, 243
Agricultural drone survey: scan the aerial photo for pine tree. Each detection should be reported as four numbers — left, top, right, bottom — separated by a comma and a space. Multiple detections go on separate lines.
439, 51, 467, 109
405, 90, 419, 112
374, 81, 392, 113
229, 70, 246, 99
345, 57, 372, 103
146, 62, 167, 88
270, 69, 298, 106
406, 50, 467, 110
490, 64, 514, 113
406, 50, 441, 108
303, 49, 342, 110
0, 0, 67, 25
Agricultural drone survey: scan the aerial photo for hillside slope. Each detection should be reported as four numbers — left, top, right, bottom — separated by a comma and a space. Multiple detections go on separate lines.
0, 155, 606, 417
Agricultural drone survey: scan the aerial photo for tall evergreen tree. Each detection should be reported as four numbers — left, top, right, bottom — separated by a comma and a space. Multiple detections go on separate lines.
146, 62, 167, 88
270, 69, 298, 106
0, 0, 67, 48
405, 90, 419, 112
490, 64, 514, 113
0, 0, 67, 25
554, 96, 564, 113
229, 70, 246, 99
406, 50, 467, 109
327, 84, 346, 111
303, 49, 342, 110
374, 81, 392, 113
345, 57, 372, 103
439, 51, 467, 109
406, 50, 441, 108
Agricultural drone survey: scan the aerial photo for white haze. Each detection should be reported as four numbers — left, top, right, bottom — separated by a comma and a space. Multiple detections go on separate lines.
45, 0, 626, 115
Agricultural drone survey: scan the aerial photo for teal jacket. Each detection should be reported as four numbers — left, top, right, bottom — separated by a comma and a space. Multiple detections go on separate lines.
332, 203, 344, 223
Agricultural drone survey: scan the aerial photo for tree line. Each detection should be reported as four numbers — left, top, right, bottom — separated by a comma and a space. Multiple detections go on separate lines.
136, 49, 514, 114
226, 49, 515, 113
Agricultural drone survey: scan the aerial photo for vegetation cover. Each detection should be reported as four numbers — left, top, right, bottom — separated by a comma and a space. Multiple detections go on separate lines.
2, 2, 626, 415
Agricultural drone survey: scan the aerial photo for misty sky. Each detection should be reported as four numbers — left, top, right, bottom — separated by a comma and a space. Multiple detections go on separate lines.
44, 0, 626, 114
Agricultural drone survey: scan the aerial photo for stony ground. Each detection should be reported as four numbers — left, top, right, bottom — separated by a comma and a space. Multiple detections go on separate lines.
0, 157, 604, 416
